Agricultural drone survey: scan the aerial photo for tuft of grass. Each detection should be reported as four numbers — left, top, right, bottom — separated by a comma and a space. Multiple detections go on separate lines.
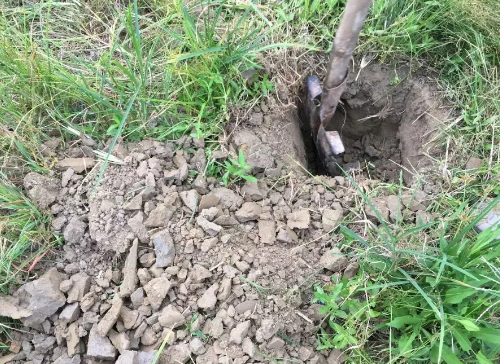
315, 175, 500, 363
0, 173, 58, 292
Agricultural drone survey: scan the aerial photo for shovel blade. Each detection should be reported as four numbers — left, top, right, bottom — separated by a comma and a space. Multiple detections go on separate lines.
304, 75, 345, 175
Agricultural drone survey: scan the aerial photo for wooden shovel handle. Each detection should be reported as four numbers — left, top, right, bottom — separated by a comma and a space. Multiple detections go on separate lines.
320, 0, 373, 125
324, 0, 373, 89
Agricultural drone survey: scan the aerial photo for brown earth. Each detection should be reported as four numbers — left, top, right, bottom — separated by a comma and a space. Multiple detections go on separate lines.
0, 61, 450, 364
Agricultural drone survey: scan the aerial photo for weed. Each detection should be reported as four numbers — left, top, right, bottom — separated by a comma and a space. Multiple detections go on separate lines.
240, 275, 270, 296
315, 179, 500, 363
185, 313, 208, 341
221, 150, 257, 186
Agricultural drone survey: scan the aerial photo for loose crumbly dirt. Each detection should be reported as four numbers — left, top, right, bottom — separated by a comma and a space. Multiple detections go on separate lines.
0, 60, 452, 364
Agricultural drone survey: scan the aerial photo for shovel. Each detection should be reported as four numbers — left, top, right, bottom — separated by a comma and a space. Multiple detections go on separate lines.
304, 0, 373, 175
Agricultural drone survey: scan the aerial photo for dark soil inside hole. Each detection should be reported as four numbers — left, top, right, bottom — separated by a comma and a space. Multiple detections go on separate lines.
297, 63, 452, 184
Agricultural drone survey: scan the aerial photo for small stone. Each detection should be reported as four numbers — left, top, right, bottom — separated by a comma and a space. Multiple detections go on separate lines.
127, 212, 149, 243
120, 306, 139, 330
180, 190, 200, 212
401, 195, 426, 212
66, 322, 81, 356
189, 337, 206, 355
322, 209, 343, 231
242, 337, 255, 358
196, 216, 222, 236
365, 145, 381, 158
319, 248, 349, 272
197, 283, 218, 310
267, 337, 285, 350
61, 168, 74, 188
416, 210, 433, 225
59, 279, 73, 293
365, 198, 390, 222
343, 262, 359, 279
160, 343, 191, 364
67, 272, 90, 303
80, 292, 95, 312
241, 181, 266, 201
287, 210, 310, 229
63, 218, 87, 245
234, 300, 258, 314
199, 194, 220, 211
248, 112, 263, 126
258, 220, 276, 244
466, 157, 482, 170
326, 349, 346, 364
141, 327, 157, 346
144, 204, 175, 228
109, 330, 131, 354
298, 346, 313, 361
256, 319, 279, 342
145, 172, 156, 187
214, 215, 239, 226
96, 296, 123, 336
158, 305, 185, 329
86, 327, 116, 360
191, 264, 212, 282
120, 239, 139, 297
137, 351, 157, 364
139, 253, 155, 268
59, 303, 80, 323
276, 227, 298, 243
130, 288, 144, 309
152, 229, 175, 268
217, 278, 232, 301
123, 194, 143, 211
58, 158, 96, 173
23, 172, 60, 209
15, 268, 65, 327
116, 350, 137, 364
201, 237, 218, 252
144, 277, 172, 311
193, 174, 209, 194
229, 320, 251, 344
386, 195, 403, 222
164, 169, 180, 181
134, 321, 148, 339
59, 279, 72, 293
0, 294, 31, 321
209, 317, 224, 339
235, 202, 262, 222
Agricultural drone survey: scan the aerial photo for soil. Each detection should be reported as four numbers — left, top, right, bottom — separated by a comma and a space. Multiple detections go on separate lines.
298, 63, 452, 183
0, 60, 450, 364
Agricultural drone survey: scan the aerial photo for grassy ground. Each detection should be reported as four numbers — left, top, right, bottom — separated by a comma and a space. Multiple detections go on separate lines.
1, 0, 500, 361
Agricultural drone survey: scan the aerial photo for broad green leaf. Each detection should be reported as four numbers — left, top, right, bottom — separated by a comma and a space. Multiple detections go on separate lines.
397, 333, 415, 358
444, 287, 477, 304
441, 345, 463, 364
334, 310, 348, 319
473, 328, 500, 343
451, 327, 472, 352
456, 319, 480, 332
476, 351, 495, 364
387, 315, 423, 329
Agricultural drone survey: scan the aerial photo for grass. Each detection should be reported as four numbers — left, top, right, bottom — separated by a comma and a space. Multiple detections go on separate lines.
0, 173, 58, 293
315, 175, 500, 363
0, 0, 499, 362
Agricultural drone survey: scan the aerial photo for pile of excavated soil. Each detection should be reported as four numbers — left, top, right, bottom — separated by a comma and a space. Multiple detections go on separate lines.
0, 63, 448, 364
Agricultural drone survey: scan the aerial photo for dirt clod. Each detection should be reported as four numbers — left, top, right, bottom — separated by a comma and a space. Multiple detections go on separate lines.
86, 327, 116, 360
319, 248, 349, 272
287, 210, 311, 229
15, 268, 65, 327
